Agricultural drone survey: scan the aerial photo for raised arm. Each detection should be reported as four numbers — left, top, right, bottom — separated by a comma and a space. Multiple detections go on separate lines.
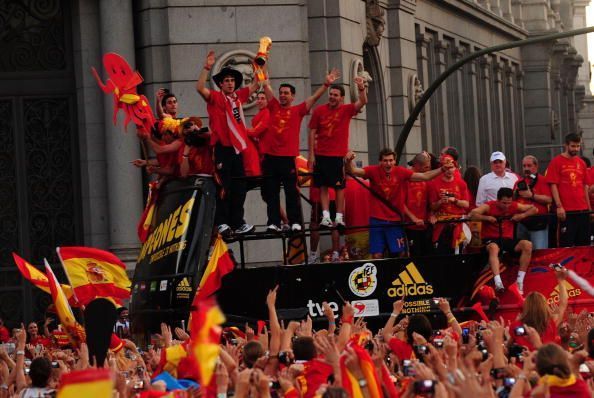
304, 68, 341, 112
263, 82, 275, 102
410, 165, 447, 182
196, 51, 215, 101
353, 76, 368, 112
266, 286, 281, 356
345, 151, 366, 178
155, 89, 166, 119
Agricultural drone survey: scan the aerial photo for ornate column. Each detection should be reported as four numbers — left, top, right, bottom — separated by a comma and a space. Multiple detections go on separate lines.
434, 39, 450, 149
467, 57, 482, 167
98, 0, 143, 265
416, 32, 433, 152
501, 0, 514, 23
491, 58, 505, 150
511, 0, 524, 28
479, 56, 493, 155
504, 64, 518, 164
452, 44, 466, 156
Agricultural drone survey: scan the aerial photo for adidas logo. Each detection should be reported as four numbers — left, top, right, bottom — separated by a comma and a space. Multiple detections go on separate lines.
387, 262, 434, 297
176, 277, 192, 292
547, 280, 581, 304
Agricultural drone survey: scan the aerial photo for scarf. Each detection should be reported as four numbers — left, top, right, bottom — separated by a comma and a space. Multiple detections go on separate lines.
539, 374, 576, 388
224, 93, 248, 154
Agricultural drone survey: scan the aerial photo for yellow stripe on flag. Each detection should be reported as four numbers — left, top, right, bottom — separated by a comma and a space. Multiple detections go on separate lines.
58, 368, 113, 398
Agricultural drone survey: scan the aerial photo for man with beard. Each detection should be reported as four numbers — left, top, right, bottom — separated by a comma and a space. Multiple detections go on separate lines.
546, 133, 591, 246
513, 155, 552, 249
307, 78, 367, 229
261, 69, 340, 232
346, 149, 452, 258
196, 51, 261, 237
402, 152, 432, 256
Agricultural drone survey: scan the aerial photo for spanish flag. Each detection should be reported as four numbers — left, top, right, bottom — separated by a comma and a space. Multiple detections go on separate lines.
12, 253, 77, 306
45, 260, 86, 347
194, 236, 234, 302
56, 246, 131, 306
340, 342, 383, 398
189, 298, 225, 386
138, 181, 159, 243
58, 368, 113, 398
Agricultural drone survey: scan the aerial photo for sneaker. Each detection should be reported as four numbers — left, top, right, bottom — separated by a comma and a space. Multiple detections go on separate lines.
267, 224, 282, 233
235, 223, 255, 234
319, 217, 333, 228
331, 251, 340, 262
218, 224, 231, 237
308, 253, 320, 264
291, 223, 302, 232
334, 215, 345, 230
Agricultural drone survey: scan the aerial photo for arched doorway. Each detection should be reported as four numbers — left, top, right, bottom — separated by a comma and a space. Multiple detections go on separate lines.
363, 44, 388, 162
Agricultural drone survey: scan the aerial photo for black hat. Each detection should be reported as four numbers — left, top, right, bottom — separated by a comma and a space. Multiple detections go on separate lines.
212, 67, 243, 90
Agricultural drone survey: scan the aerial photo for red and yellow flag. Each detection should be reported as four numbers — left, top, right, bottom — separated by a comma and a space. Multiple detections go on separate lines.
189, 298, 225, 386
45, 260, 86, 347
340, 343, 383, 398
12, 253, 77, 306
56, 246, 131, 306
138, 181, 159, 243
58, 368, 113, 398
194, 236, 234, 302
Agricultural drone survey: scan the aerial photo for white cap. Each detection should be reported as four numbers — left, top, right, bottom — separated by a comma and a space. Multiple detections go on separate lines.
490, 151, 506, 162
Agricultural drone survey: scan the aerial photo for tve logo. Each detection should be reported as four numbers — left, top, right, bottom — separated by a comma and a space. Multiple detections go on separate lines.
306, 300, 339, 318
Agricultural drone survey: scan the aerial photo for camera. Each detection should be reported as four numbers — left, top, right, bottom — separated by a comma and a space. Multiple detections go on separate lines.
183, 125, 210, 147
402, 359, 415, 377
133, 380, 144, 390
413, 380, 436, 394
514, 326, 526, 336
414, 345, 428, 357
509, 344, 526, 360
51, 361, 59, 368
278, 351, 292, 366
503, 377, 516, 388
433, 339, 444, 349
490, 367, 506, 380
517, 180, 528, 191
269, 380, 281, 390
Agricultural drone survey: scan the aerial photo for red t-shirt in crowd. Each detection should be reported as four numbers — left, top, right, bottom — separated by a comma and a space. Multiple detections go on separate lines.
363, 165, 413, 222
206, 87, 250, 148
308, 103, 358, 157
264, 98, 308, 157
177, 145, 213, 175
513, 174, 551, 215
538, 379, 591, 398
481, 200, 520, 240
29, 335, 51, 347
249, 108, 270, 155
403, 180, 428, 230
546, 155, 589, 211
510, 319, 558, 352
298, 358, 334, 398
428, 177, 469, 217
0, 326, 9, 343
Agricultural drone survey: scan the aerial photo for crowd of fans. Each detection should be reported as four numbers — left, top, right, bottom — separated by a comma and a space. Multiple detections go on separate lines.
2, 267, 594, 397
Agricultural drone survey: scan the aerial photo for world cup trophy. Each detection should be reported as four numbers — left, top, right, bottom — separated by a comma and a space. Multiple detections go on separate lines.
254, 36, 272, 82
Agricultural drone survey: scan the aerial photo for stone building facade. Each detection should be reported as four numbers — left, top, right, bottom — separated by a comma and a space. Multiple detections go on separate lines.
0, 0, 592, 322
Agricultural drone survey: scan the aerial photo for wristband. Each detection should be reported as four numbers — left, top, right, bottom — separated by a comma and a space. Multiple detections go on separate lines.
204, 65, 212, 71
328, 320, 336, 325
0, 384, 7, 390
16, 350, 25, 356
447, 316, 456, 324
390, 312, 399, 318
341, 315, 354, 324
217, 393, 227, 398
323, 82, 330, 88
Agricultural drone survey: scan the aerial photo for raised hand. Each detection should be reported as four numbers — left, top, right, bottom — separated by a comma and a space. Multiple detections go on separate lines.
324, 68, 341, 86
205, 51, 216, 69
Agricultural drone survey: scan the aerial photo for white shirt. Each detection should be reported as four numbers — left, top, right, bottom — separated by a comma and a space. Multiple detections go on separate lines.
476, 171, 518, 205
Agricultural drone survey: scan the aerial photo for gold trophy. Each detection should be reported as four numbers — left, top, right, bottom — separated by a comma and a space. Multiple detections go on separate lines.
254, 36, 272, 82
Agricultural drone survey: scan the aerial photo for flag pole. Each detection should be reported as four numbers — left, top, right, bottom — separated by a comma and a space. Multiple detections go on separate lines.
55, 247, 81, 307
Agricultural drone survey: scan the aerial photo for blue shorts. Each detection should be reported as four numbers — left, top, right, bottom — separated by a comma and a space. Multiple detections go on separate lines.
369, 217, 407, 255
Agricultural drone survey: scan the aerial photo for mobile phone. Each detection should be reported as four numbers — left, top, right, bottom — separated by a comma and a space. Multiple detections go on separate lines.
490, 367, 506, 379
414, 345, 428, 357
413, 380, 435, 394
402, 360, 415, 377
550, 263, 563, 271
514, 326, 526, 336
462, 328, 470, 344
433, 339, 444, 349
51, 361, 59, 368
133, 380, 144, 390
269, 380, 281, 389
509, 344, 526, 360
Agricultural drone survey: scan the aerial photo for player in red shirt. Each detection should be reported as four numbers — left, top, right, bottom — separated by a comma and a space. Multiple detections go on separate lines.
513, 155, 552, 249
155, 88, 178, 119
428, 162, 470, 255
261, 69, 340, 232
244, 92, 271, 177
546, 133, 591, 247
179, 119, 213, 177
470, 188, 537, 294
402, 152, 431, 256
346, 149, 452, 258
307, 77, 367, 229
196, 51, 261, 237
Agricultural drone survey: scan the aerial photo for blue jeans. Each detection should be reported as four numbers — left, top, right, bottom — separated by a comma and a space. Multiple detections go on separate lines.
516, 223, 548, 250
